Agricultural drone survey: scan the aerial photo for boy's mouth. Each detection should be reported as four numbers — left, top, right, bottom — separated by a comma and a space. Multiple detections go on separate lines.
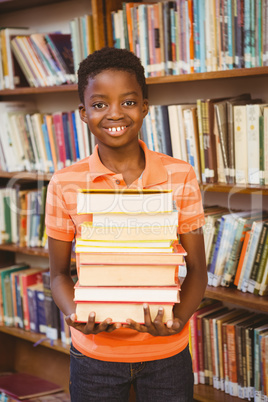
105, 126, 128, 135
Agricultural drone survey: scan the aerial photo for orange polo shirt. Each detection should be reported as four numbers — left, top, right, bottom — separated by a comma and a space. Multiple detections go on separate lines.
45, 140, 205, 362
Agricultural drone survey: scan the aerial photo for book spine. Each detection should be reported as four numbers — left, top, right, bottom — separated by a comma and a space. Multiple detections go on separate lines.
254, 228, 268, 295
246, 104, 260, 185
226, 0, 234, 69
247, 223, 268, 293
227, 324, 238, 396
193, 0, 200, 72
244, 0, 251, 67
259, 115, 265, 185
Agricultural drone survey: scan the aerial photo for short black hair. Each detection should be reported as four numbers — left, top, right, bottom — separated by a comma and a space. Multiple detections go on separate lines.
77, 47, 148, 103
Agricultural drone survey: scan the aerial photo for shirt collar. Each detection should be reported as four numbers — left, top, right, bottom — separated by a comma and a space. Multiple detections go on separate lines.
88, 140, 168, 187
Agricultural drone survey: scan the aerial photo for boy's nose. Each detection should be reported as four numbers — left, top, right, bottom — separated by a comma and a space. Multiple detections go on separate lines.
107, 104, 124, 120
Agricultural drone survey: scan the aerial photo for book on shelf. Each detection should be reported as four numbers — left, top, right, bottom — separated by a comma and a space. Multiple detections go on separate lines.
195, 304, 228, 385
78, 262, 186, 287
27, 282, 47, 334
0, 372, 63, 400
77, 188, 174, 214
0, 264, 30, 327
238, 218, 268, 292
189, 299, 223, 385
41, 271, 60, 341
17, 267, 44, 331
246, 103, 268, 185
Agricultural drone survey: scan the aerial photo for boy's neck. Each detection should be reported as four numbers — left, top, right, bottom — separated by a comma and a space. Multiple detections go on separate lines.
97, 141, 145, 186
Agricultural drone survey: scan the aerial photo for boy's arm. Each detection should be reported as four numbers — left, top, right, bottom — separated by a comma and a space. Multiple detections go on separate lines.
125, 227, 207, 336
48, 236, 121, 333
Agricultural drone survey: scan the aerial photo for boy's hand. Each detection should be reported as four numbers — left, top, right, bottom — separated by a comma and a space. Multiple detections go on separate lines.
123, 304, 185, 336
65, 312, 121, 334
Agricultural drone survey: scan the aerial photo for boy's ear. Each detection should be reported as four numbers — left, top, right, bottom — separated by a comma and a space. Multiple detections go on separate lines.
79, 103, 88, 123
142, 99, 149, 118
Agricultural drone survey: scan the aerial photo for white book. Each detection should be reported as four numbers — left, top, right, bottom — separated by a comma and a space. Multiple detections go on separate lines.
91, 210, 179, 228
177, 104, 196, 162
234, 105, 248, 184
264, 107, 268, 185
246, 104, 268, 184
1, 27, 32, 89
30, 113, 49, 172
77, 189, 174, 214
74, 109, 86, 160
74, 284, 180, 303
167, 105, 182, 159
183, 107, 201, 182
0, 101, 37, 172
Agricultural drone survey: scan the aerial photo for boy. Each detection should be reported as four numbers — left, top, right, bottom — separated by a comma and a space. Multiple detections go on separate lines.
45, 47, 207, 401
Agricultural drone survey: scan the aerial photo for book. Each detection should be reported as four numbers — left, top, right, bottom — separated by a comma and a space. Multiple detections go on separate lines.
0, 372, 63, 400
247, 222, 268, 293
78, 262, 187, 288
190, 300, 223, 384
0, 264, 30, 326
88, 209, 179, 228
75, 301, 176, 324
74, 283, 180, 303
27, 282, 46, 333
42, 271, 60, 341
78, 243, 186, 265
18, 267, 44, 331
77, 188, 174, 214
80, 220, 178, 241
246, 103, 268, 185
76, 241, 177, 254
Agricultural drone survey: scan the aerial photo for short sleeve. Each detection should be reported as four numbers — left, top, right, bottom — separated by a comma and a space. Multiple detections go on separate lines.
174, 165, 205, 234
45, 174, 75, 241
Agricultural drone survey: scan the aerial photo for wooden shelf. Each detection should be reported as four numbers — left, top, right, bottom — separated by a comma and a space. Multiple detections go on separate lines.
0, 0, 67, 13
205, 285, 268, 312
0, 325, 70, 354
0, 244, 49, 257
0, 171, 52, 181
200, 183, 268, 195
193, 384, 240, 401
1, 171, 268, 195
1, 67, 268, 96
0, 243, 76, 261
0, 84, 78, 96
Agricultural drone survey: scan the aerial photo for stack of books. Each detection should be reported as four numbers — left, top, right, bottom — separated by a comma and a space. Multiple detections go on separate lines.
74, 188, 187, 323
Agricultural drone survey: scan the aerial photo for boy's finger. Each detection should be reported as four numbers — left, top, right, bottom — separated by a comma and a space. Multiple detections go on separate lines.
143, 303, 152, 327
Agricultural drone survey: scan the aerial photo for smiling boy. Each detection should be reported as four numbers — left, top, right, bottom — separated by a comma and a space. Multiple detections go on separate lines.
45, 47, 207, 401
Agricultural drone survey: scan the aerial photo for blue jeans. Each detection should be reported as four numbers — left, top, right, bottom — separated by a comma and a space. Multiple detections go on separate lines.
69, 344, 194, 401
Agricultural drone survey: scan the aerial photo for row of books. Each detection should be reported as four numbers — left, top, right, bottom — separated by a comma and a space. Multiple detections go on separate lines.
75, 189, 186, 323
1, 94, 267, 186
0, 12, 95, 90
112, 0, 268, 77
0, 101, 92, 173
140, 94, 268, 185
189, 299, 268, 401
0, 186, 47, 248
203, 206, 268, 296
0, 263, 76, 344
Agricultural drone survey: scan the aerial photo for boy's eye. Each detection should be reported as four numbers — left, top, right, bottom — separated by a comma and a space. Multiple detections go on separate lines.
93, 102, 106, 109
122, 100, 136, 107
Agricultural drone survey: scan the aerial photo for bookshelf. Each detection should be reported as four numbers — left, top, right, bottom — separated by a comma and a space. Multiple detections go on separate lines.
0, 0, 268, 400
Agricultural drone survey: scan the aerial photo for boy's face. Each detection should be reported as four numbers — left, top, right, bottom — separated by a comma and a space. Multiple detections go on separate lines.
79, 69, 148, 150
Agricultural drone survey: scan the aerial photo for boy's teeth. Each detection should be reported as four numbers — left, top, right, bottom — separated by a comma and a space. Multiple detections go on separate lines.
108, 126, 126, 132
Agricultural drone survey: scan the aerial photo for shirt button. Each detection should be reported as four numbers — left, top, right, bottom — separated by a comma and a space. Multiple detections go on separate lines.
115, 179, 120, 184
